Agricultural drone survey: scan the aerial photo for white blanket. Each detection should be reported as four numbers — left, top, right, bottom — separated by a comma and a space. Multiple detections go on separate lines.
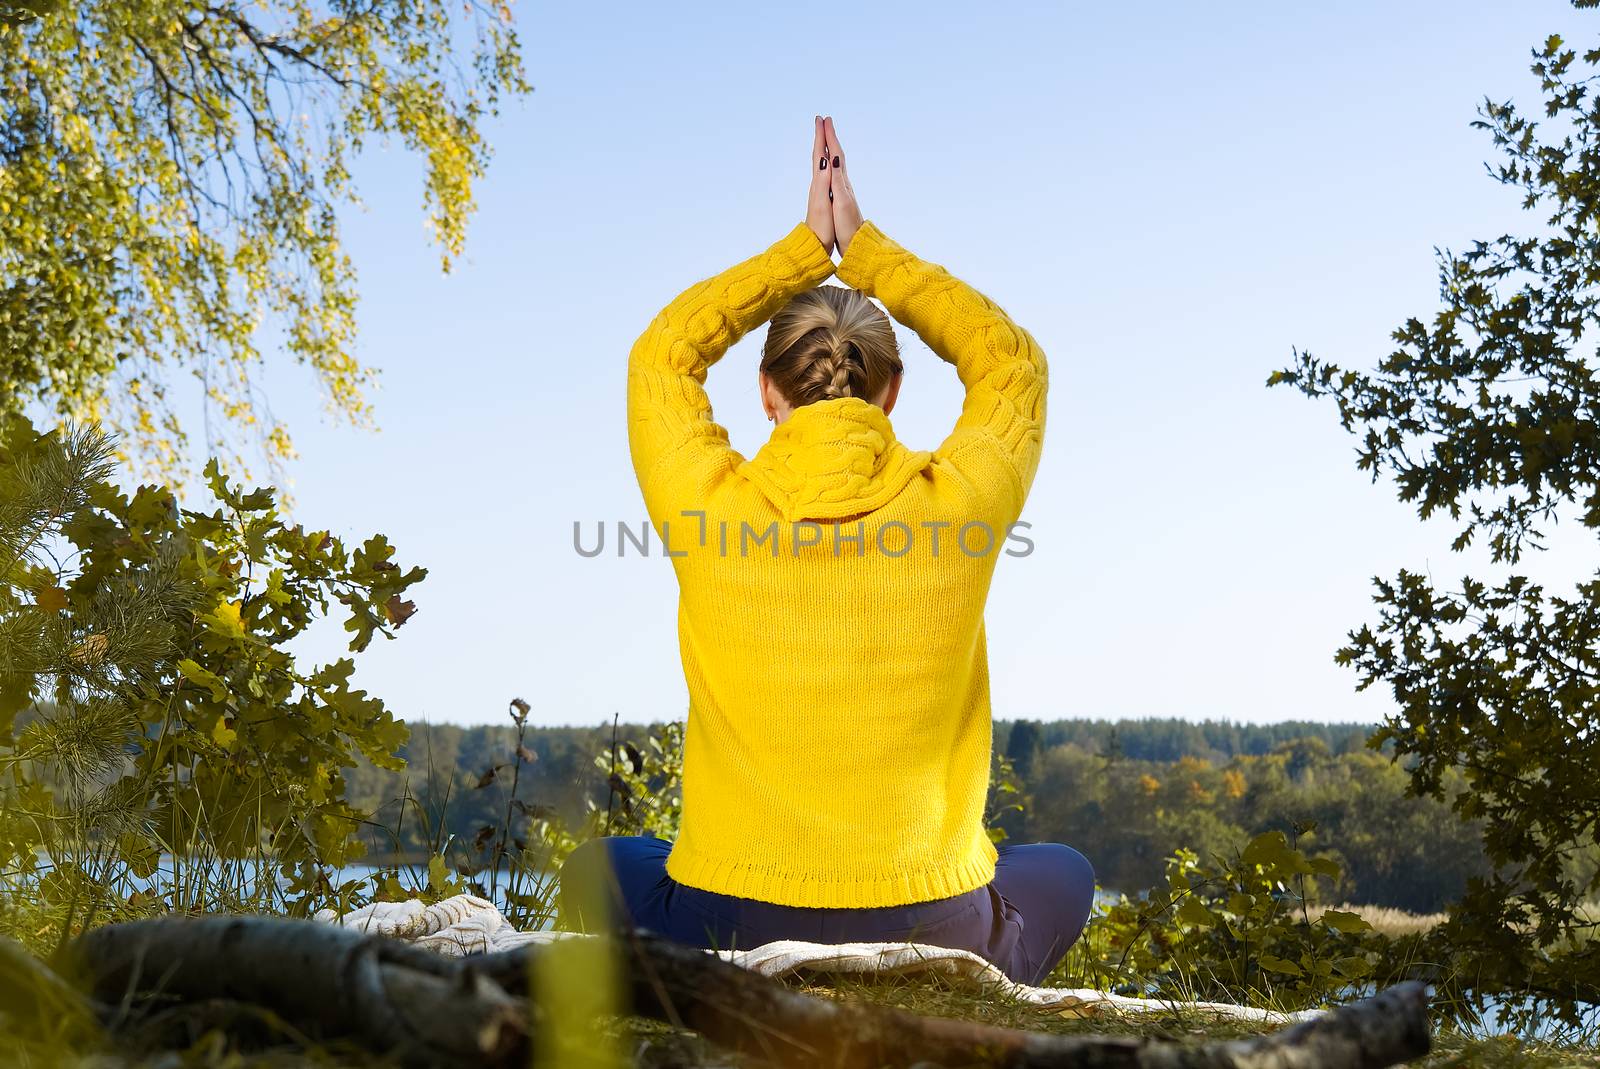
313, 894, 1321, 1025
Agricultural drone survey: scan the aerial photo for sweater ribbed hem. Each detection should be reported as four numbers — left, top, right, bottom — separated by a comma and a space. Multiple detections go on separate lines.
664, 833, 999, 909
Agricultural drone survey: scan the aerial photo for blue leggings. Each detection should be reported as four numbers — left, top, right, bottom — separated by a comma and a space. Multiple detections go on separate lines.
557, 836, 1095, 986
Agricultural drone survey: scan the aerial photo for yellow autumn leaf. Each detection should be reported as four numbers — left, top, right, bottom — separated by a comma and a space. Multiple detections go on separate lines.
203, 599, 245, 637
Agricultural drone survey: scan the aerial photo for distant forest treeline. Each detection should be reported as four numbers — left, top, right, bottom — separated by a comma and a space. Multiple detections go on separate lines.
1000, 718, 1378, 762
343, 717, 1493, 914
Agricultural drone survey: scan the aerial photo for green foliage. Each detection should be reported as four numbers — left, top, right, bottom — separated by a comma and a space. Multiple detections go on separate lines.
0, 0, 530, 484
1272, 17, 1600, 1027
0, 413, 424, 946
984, 749, 1025, 844
1028, 738, 1493, 913
1087, 831, 1391, 1011
593, 718, 684, 841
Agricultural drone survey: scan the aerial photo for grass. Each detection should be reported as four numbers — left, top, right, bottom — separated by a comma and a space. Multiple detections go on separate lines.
606, 970, 1600, 1069
1329, 903, 1449, 938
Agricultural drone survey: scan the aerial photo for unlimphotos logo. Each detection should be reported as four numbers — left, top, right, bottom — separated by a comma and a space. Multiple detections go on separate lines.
574, 512, 1035, 558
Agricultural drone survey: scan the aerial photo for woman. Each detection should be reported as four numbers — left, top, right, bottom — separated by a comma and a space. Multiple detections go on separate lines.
559, 116, 1094, 986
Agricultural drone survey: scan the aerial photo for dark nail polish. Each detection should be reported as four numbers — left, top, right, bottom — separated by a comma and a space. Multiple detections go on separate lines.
819, 156, 827, 170
833, 156, 840, 168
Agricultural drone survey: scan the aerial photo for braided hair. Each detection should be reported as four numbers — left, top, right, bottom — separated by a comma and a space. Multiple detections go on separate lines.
760, 286, 902, 410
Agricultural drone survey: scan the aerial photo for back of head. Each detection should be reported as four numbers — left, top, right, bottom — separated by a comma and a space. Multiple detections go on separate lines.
761, 286, 902, 409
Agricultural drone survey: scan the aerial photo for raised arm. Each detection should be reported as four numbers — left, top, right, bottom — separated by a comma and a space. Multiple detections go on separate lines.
834, 218, 1048, 522
627, 220, 836, 521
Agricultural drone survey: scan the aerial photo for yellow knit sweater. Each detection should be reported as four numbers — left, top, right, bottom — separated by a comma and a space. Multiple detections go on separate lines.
626, 217, 1048, 907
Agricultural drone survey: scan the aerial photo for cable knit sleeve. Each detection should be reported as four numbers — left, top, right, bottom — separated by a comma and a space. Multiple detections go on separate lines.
628, 221, 838, 522
835, 219, 1048, 524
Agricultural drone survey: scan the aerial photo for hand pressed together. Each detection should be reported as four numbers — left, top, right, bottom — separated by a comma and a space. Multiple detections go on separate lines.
805, 114, 864, 257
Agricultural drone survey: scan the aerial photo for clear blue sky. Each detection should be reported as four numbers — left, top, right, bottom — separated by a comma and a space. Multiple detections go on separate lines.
236, 1, 1593, 728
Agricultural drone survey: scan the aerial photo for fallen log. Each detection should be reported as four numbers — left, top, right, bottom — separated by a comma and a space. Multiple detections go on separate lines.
62, 916, 1431, 1069
70, 915, 525, 1067
476, 929, 1432, 1069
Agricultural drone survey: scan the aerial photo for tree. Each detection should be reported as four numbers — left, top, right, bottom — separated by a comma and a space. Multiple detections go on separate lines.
1003, 717, 1042, 779
0, 0, 530, 485
1271, 12, 1600, 1025
1103, 725, 1123, 763
0, 413, 425, 947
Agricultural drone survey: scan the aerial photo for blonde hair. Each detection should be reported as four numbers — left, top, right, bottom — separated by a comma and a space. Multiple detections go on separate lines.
760, 286, 902, 408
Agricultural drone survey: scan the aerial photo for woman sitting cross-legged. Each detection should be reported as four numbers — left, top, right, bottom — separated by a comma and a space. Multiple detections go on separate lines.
558, 115, 1095, 987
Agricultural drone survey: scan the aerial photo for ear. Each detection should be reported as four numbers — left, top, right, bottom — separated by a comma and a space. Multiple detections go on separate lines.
759, 371, 780, 421
878, 371, 904, 417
